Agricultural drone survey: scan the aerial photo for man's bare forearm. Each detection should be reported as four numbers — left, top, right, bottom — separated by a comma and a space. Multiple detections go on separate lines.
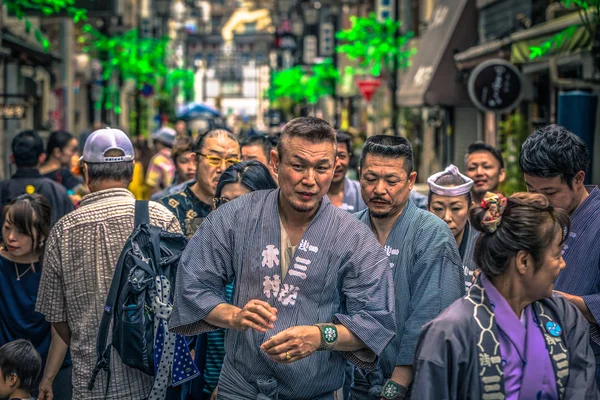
203, 303, 241, 329
334, 324, 367, 351
43, 327, 68, 381
52, 322, 71, 346
391, 365, 413, 387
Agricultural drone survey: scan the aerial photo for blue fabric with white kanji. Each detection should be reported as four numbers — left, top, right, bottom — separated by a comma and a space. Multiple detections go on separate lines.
170, 189, 396, 399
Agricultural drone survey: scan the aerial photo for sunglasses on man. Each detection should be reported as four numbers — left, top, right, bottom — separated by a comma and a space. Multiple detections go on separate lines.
197, 153, 241, 168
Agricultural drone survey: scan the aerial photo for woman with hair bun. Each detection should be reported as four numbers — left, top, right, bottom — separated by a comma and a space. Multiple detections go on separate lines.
412, 192, 598, 399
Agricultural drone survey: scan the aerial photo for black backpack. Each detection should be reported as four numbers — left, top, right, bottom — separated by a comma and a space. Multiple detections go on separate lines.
88, 200, 188, 393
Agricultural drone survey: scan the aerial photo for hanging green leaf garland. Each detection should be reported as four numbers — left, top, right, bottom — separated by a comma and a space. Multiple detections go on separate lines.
335, 13, 416, 77
305, 58, 339, 104
3, 0, 88, 51
270, 66, 306, 103
270, 58, 339, 105
81, 25, 195, 113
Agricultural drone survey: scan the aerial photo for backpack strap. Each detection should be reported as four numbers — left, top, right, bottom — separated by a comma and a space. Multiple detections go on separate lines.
134, 200, 150, 227
88, 203, 147, 394
88, 241, 130, 393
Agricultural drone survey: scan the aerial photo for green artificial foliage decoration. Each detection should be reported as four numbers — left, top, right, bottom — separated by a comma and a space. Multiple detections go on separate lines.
2, 0, 88, 51
335, 13, 416, 77
166, 68, 196, 102
304, 58, 340, 104
529, 0, 599, 60
498, 112, 528, 196
529, 25, 579, 59
270, 66, 306, 103
80, 26, 195, 113
270, 58, 340, 105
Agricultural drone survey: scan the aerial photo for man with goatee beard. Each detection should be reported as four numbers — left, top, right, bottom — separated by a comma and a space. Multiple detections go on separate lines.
351, 135, 464, 400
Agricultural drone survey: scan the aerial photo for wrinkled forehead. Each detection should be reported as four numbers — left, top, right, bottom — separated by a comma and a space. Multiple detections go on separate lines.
203, 135, 240, 155
280, 136, 336, 158
362, 153, 408, 172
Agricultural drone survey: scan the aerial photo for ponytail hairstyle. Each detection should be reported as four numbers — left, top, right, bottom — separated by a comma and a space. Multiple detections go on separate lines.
470, 192, 570, 277
46, 130, 74, 159
2, 194, 52, 257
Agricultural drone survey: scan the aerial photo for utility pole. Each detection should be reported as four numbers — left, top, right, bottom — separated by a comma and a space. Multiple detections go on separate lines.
60, 19, 74, 132
390, 0, 400, 135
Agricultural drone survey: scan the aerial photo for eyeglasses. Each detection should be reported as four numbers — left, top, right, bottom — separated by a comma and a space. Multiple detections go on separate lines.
197, 153, 241, 168
213, 197, 230, 210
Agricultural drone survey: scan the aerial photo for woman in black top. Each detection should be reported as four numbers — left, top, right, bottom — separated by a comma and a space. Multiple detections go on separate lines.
0, 194, 71, 399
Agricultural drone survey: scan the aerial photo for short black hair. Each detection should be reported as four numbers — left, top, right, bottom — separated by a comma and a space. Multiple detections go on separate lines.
277, 117, 336, 158
85, 149, 134, 184
241, 135, 274, 162
360, 135, 414, 173
336, 131, 353, 155
0, 339, 42, 392
520, 124, 590, 188
215, 160, 277, 197
465, 142, 504, 169
12, 130, 44, 168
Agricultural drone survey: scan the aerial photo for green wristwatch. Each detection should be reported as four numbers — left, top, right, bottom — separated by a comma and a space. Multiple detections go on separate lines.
381, 380, 408, 400
315, 323, 338, 351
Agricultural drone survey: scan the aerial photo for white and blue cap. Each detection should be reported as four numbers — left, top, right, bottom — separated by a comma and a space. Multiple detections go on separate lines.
152, 127, 176, 147
80, 127, 135, 163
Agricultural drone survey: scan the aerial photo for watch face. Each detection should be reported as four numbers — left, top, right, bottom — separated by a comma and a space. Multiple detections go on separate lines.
383, 381, 400, 399
323, 326, 337, 343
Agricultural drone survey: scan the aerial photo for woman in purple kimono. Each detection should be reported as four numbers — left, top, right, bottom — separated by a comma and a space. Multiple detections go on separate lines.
413, 192, 598, 399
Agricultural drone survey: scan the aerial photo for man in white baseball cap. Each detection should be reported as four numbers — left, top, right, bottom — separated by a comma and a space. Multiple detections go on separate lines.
36, 127, 182, 400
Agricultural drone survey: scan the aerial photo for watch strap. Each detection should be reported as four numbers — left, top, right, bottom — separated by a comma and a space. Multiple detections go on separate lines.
315, 323, 338, 351
380, 379, 408, 400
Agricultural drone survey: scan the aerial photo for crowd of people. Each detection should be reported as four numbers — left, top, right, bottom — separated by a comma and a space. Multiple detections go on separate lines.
0, 117, 598, 400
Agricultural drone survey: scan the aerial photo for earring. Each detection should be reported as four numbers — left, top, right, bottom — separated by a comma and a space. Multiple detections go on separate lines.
40, 239, 45, 247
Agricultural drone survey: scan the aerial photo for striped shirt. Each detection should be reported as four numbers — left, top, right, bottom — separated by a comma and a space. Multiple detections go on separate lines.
202, 284, 233, 397
146, 148, 176, 191
341, 178, 366, 212
36, 189, 181, 400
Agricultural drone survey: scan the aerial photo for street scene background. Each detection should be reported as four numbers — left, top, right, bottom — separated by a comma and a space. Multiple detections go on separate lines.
0, 0, 598, 188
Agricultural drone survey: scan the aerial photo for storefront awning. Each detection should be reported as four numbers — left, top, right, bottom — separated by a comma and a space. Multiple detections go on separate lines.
398, 0, 477, 107
510, 12, 592, 64
1, 30, 60, 66
453, 11, 593, 68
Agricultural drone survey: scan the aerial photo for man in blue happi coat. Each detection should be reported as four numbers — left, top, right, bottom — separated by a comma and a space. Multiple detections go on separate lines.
520, 124, 600, 387
170, 117, 396, 399
351, 135, 465, 400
